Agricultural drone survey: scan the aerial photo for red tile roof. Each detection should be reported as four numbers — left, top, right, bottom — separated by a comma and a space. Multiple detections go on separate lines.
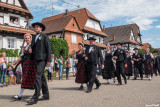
0, 0, 33, 19
0, 26, 35, 34
41, 8, 106, 37
141, 43, 151, 49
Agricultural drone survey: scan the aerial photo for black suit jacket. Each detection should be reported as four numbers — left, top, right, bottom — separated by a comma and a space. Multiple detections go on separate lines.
154, 55, 160, 68
113, 49, 127, 64
85, 45, 104, 65
132, 53, 143, 66
31, 33, 51, 62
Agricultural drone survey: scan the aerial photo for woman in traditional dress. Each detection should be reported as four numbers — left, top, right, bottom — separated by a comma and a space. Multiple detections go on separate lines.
102, 45, 116, 84
12, 34, 36, 100
144, 48, 154, 81
75, 43, 87, 90
124, 50, 133, 79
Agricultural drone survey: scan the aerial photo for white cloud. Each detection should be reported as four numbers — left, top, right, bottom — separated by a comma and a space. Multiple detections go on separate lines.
156, 25, 160, 29
24, 0, 160, 31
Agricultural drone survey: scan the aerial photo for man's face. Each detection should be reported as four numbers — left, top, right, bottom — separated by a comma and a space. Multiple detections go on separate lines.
89, 40, 95, 45
117, 44, 122, 49
134, 49, 138, 53
34, 25, 42, 33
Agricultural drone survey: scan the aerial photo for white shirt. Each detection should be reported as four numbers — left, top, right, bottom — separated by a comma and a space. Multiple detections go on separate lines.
89, 46, 93, 53
144, 53, 154, 59
1, 58, 7, 69
20, 45, 30, 57
35, 34, 41, 43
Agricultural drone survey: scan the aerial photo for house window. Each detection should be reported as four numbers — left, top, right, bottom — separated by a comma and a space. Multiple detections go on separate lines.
71, 33, 77, 44
10, 16, 19, 25
8, 38, 15, 48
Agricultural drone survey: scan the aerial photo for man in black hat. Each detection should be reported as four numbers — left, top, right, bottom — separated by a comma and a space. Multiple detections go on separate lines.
28, 22, 51, 104
84, 37, 104, 93
113, 42, 127, 85
153, 50, 160, 76
132, 47, 143, 80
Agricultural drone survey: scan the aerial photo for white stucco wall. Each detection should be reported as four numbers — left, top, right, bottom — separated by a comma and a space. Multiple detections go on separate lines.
0, 36, 23, 50
85, 19, 101, 31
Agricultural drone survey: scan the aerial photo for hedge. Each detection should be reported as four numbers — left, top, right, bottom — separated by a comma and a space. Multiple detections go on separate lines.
50, 38, 69, 59
0, 48, 19, 57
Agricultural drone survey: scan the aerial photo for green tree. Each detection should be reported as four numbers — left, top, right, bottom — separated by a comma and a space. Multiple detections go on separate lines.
50, 38, 69, 59
0, 48, 19, 57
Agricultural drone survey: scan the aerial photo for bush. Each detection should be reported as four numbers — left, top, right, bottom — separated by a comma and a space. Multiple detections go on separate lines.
50, 38, 69, 59
0, 48, 19, 57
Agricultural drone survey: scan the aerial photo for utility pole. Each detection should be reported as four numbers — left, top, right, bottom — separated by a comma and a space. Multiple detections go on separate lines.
52, 2, 54, 16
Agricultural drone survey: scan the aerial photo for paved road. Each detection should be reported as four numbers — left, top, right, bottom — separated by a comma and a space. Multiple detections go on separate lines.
0, 76, 160, 107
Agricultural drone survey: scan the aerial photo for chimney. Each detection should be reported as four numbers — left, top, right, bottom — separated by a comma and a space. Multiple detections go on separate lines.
65, 9, 69, 15
113, 36, 115, 41
102, 25, 105, 32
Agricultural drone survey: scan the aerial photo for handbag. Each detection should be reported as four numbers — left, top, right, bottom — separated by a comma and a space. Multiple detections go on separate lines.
67, 63, 71, 68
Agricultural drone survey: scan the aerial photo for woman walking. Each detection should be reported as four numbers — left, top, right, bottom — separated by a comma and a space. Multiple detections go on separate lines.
102, 45, 116, 84
12, 34, 36, 100
124, 50, 133, 80
144, 48, 154, 81
75, 43, 87, 90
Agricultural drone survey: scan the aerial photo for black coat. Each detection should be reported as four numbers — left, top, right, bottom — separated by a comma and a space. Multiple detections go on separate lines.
132, 53, 143, 66
31, 33, 51, 62
154, 55, 160, 68
85, 45, 104, 65
113, 49, 127, 64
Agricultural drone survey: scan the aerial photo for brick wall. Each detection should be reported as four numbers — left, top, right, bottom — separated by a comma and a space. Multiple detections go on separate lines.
65, 31, 83, 55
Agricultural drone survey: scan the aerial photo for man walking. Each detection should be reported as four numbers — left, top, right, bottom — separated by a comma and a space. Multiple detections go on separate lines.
85, 37, 104, 93
113, 42, 127, 85
28, 22, 51, 105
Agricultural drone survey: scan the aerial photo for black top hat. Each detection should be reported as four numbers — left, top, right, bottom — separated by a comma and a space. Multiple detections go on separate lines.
87, 37, 96, 41
134, 47, 139, 50
32, 22, 46, 31
116, 42, 122, 45
153, 50, 158, 53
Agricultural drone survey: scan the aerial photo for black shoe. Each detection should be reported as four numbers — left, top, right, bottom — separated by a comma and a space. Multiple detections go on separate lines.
141, 77, 143, 80
12, 95, 21, 100
39, 96, 49, 101
27, 99, 37, 105
133, 78, 137, 80
117, 82, 122, 85
78, 85, 84, 90
124, 79, 127, 84
95, 83, 101, 89
86, 90, 92, 93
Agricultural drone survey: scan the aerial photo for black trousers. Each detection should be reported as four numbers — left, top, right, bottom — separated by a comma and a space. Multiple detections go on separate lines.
134, 64, 143, 79
86, 63, 101, 91
32, 61, 49, 100
48, 71, 52, 80
116, 62, 126, 83
153, 65, 160, 75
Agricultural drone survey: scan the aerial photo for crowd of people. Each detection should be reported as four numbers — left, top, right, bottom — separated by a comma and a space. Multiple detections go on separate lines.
0, 22, 159, 105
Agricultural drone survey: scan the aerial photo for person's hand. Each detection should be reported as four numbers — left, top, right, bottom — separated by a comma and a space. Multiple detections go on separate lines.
101, 64, 104, 69
85, 57, 88, 60
29, 49, 32, 53
137, 59, 139, 61
47, 62, 51, 66
113, 56, 118, 59
125, 64, 127, 68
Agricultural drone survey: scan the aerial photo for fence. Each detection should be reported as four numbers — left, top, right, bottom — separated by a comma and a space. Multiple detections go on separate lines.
5, 57, 18, 63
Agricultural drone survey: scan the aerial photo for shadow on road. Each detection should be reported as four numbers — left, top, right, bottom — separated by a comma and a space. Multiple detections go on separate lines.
0, 95, 31, 103
51, 87, 79, 91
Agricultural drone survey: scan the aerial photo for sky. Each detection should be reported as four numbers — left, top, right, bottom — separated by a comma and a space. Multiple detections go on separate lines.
24, 0, 160, 48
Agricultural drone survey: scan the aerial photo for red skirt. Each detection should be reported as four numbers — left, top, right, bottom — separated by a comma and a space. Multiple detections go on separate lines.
75, 61, 87, 83
21, 59, 36, 89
